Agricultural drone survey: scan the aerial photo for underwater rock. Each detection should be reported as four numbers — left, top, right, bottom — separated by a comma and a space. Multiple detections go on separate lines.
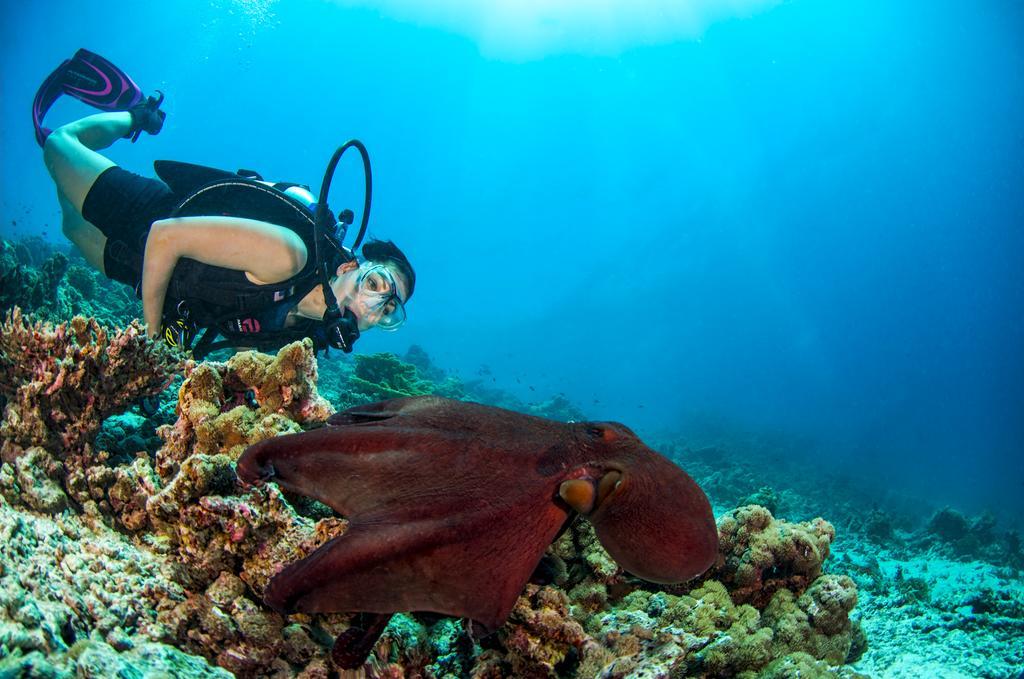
738, 486, 780, 515
920, 506, 1023, 567
0, 446, 69, 514
927, 506, 972, 542
0, 493, 189, 660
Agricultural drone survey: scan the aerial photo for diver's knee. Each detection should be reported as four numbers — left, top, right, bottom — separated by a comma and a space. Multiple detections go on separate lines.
42, 126, 76, 167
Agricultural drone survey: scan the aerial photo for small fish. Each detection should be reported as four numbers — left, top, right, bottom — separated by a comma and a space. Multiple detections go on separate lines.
529, 386, 535, 391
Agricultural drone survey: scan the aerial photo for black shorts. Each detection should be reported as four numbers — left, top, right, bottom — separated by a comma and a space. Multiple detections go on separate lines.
81, 166, 177, 288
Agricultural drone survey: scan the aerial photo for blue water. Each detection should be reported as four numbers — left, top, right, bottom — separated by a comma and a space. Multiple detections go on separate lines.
2, 1, 1022, 525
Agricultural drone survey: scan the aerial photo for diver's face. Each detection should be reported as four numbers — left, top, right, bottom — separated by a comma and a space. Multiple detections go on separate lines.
332, 262, 409, 331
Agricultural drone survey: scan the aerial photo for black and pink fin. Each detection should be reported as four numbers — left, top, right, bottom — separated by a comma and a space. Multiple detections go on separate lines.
33, 48, 146, 147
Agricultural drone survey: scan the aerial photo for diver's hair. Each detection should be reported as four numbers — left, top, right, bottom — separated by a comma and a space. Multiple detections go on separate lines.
362, 239, 416, 300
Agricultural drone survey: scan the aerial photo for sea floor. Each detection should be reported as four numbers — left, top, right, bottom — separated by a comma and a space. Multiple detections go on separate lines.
841, 539, 1023, 678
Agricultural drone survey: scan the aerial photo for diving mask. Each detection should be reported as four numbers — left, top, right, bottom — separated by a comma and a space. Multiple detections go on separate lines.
353, 263, 406, 330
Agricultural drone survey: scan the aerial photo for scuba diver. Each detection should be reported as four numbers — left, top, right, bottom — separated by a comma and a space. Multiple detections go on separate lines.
34, 49, 415, 358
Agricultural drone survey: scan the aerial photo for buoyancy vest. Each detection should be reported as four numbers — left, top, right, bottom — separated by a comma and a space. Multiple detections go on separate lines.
153, 160, 352, 356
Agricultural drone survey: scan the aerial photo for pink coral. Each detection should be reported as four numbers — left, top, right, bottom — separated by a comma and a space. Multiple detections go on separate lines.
0, 308, 180, 460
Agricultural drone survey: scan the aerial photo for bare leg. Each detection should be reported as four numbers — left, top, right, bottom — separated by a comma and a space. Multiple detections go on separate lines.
55, 192, 105, 272
42, 112, 133, 272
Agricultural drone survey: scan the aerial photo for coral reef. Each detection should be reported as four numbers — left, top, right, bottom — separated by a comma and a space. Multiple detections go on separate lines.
525, 393, 588, 423
338, 351, 464, 408
403, 343, 449, 383
0, 490, 229, 677
0, 237, 142, 327
0, 238, 67, 319
1, 331, 875, 677
538, 510, 865, 679
0, 308, 180, 459
710, 504, 835, 608
918, 507, 1023, 568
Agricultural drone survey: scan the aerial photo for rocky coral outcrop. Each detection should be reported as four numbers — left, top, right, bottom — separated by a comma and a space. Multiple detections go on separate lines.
1, 237, 142, 327
0, 491, 229, 676
469, 509, 864, 679
711, 504, 836, 607
337, 351, 464, 408
0, 239, 68, 319
918, 507, 1023, 568
1, 331, 870, 677
0, 308, 180, 460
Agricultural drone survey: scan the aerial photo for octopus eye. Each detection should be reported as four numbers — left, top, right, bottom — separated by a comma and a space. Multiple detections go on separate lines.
587, 425, 620, 442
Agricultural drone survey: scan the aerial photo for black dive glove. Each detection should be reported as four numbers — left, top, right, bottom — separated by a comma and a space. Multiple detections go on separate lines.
125, 90, 166, 142
325, 307, 360, 353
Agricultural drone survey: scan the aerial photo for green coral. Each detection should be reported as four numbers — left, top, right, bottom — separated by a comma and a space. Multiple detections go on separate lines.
339, 352, 464, 408
350, 352, 434, 399
761, 575, 861, 665
757, 652, 869, 679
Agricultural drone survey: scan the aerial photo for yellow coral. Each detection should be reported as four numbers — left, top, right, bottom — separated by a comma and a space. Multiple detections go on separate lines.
714, 505, 836, 607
